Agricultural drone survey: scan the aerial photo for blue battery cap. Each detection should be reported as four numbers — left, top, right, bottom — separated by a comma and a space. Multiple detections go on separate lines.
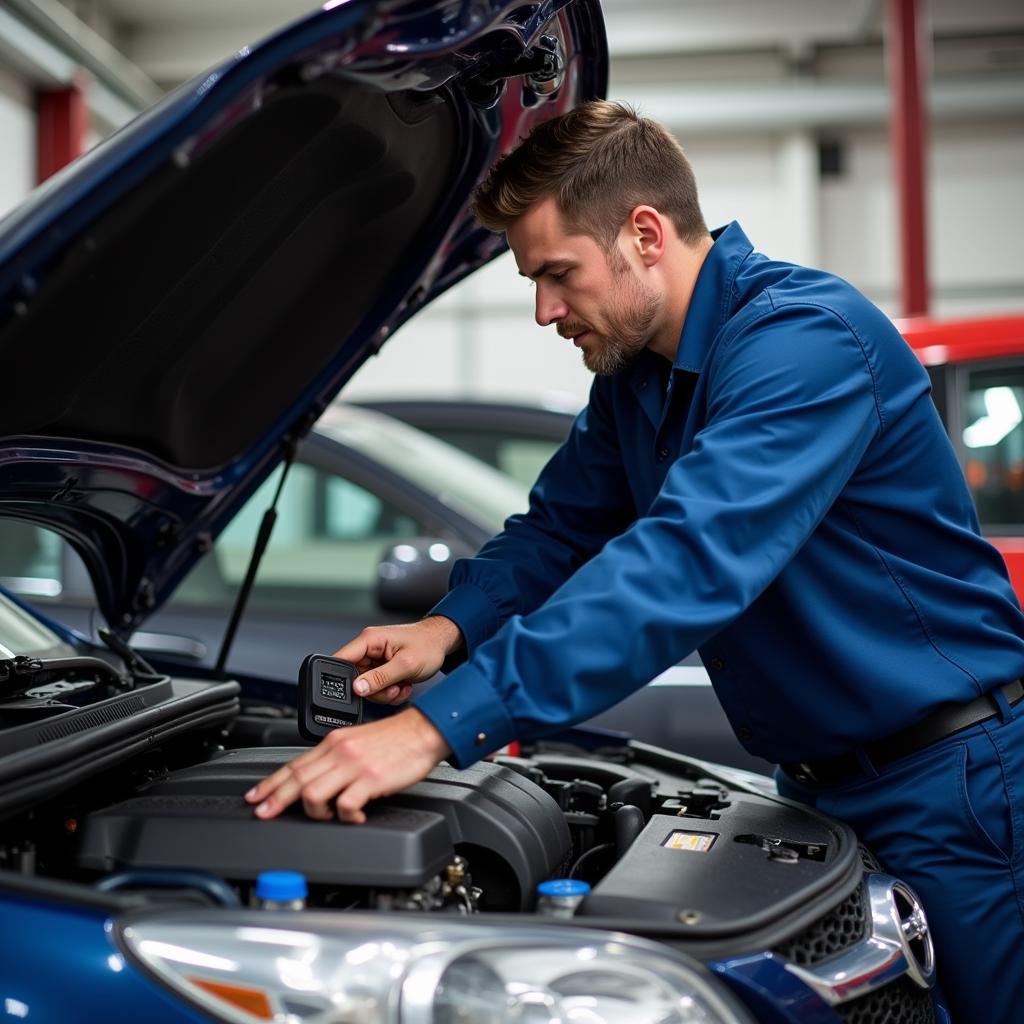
255, 870, 308, 902
537, 879, 591, 898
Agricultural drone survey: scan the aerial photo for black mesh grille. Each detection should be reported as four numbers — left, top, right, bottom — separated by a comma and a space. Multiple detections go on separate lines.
837, 978, 936, 1024
773, 883, 869, 966
37, 697, 145, 743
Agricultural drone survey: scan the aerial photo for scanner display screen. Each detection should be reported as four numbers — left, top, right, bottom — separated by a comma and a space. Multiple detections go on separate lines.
320, 673, 349, 704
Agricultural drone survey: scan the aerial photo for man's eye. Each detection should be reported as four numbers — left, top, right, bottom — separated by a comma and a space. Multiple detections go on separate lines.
551, 269, 569, 282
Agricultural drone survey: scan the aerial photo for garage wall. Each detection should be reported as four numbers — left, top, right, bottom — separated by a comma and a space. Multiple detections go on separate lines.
821, 120, 1024, 316
0, 68, 35, 221
685, 133, 821, 268
928, 120, 1024, 315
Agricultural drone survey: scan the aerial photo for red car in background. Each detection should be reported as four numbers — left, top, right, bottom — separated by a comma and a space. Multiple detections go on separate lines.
899, 314, 1024, 600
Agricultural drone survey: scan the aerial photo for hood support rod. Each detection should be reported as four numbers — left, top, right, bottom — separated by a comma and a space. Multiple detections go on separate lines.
214, 438, 298, 679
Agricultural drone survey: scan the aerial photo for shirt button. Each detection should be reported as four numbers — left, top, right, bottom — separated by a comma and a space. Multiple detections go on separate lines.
737, 725, 752, 740
658, 447, 669, 460
475, 732, 487, 746
709, 657, 725, 671
639, 380, 648, 391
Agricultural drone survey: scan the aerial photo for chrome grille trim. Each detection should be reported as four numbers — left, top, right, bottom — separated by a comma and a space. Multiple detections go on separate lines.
783, 872, 935, 1006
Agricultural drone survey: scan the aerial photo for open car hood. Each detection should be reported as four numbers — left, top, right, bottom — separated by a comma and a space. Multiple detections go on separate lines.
0, 0, 607, 632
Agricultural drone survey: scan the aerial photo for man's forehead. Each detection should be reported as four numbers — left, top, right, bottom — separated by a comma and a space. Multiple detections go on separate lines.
507, 198, 591, 277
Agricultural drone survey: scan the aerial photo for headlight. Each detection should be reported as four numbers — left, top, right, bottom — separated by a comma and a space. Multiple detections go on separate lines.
120, 911, 753, 1023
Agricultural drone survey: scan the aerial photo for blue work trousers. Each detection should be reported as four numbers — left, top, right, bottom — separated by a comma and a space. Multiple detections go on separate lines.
777, 700, 1024, 1024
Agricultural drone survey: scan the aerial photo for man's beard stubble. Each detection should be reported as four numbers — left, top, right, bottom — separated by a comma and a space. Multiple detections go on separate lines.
558, 251, 660, 376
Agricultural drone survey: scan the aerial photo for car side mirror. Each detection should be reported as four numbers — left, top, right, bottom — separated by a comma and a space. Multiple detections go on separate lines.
376, 537, 475, 615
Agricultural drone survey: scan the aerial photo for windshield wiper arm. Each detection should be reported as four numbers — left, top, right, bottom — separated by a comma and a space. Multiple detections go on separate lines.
98, 626, 161, 686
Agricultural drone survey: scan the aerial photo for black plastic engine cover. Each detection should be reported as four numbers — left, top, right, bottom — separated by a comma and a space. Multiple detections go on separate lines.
76, 749, 570, 909
581, 795, 849, 937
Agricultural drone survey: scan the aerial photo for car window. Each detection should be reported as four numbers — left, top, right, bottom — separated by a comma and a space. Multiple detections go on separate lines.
427, 428, 562, 489
0, 520, 99, 608
493, 438, 560, 487
960, 363, 1024, 529
0, 589, 73, 657
171, 462, 424, 616
316, 406, 529, 533
0, 521, 65, 600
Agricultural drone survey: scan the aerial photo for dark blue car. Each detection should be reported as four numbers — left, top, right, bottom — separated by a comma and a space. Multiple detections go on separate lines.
0, 2, 947, 1022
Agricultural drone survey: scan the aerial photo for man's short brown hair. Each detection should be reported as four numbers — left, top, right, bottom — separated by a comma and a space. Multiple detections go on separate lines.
472, 100, 708, 249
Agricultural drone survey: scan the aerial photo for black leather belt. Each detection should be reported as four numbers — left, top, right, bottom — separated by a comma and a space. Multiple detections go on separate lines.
781, 679, 1024, 787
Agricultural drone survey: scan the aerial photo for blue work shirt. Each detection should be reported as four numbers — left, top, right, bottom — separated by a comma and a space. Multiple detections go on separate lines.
413, 222, 1024, 768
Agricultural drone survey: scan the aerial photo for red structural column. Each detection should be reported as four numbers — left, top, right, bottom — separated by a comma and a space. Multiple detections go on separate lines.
887, 0, 930, 317
36, 80, 89, 185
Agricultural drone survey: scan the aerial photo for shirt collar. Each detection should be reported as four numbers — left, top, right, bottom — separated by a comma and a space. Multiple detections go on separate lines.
673, 221, 754, 374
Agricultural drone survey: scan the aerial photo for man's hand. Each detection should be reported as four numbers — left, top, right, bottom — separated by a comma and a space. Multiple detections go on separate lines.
338, 615, 464, 707
245, 707, 451, 823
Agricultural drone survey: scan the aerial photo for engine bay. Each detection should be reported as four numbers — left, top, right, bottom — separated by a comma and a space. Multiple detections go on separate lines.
0, 662, 858, 957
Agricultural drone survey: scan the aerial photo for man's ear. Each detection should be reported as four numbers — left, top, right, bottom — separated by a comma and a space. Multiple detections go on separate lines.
629, 206, 666, 267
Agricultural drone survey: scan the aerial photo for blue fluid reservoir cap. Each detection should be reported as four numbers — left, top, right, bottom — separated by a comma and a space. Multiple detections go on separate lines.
255, 870, 308, 902
537, 879, 590, 899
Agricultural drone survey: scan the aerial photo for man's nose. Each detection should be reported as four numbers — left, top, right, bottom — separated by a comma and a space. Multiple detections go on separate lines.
535, 287, 569, 327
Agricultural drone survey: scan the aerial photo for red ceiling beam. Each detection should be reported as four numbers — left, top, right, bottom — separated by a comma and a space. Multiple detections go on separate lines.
36, 78, 89, 185
887, 0, 930, 317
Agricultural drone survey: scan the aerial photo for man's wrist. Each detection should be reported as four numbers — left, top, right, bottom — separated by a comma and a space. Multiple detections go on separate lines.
423, 614, 465, 656
405, 706, 452, 761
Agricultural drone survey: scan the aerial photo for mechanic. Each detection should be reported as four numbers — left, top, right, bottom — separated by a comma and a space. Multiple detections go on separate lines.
247, 101, 1024, 1019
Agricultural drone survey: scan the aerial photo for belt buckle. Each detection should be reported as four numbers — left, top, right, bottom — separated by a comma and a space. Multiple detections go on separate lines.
792, 762, 818, 785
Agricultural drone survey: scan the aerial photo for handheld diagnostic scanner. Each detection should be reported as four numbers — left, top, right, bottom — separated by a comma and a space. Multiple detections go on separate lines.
297, 654, 364, 740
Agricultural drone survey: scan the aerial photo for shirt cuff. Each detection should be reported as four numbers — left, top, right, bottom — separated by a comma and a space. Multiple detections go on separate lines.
429, 583, 503, 670
412, 661, 518, 768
